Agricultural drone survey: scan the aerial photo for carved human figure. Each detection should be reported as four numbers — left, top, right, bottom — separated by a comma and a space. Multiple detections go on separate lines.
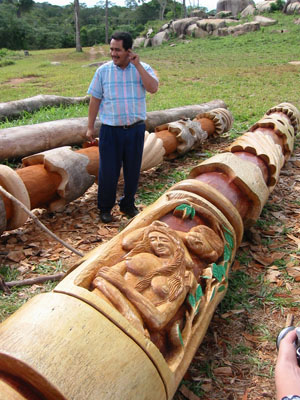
92, 220, 224, 356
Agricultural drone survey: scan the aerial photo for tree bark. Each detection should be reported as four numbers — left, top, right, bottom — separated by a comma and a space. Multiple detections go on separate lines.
74, 0, 82, 52
0, 94, 90, 121
105, 0, 109, 44
0, 100, 226, 161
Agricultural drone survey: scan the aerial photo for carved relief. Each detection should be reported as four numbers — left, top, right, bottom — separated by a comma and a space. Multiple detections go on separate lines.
91, 203, 230, 366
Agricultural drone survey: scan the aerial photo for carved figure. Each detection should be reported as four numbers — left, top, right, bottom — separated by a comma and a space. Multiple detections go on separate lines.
92, 210, 224, 360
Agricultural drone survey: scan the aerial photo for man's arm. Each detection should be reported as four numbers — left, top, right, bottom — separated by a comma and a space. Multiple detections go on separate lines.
86, 96, 101, 143
128, 50, 158, 94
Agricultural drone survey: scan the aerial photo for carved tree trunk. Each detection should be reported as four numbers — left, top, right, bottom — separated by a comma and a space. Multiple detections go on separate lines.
0, 103, 299, 400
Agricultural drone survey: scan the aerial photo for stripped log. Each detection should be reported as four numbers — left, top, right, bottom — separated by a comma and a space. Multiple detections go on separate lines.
0, 94, 90, 121
0, 107, 232, 232
0, 100, 226, 161
0, 102, 299, 400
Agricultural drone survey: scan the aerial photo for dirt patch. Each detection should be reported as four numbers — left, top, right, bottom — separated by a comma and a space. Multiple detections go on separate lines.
89, 45, 106, 60
3, 75, 40, 86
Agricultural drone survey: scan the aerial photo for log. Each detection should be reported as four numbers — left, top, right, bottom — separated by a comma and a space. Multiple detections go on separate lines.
0, 100, 226, 161
0, 102, 298, 400
0, 94, 90, 120
0, 108, 232, 233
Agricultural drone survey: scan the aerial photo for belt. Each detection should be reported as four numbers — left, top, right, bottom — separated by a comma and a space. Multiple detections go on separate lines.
119, 120, 145, 130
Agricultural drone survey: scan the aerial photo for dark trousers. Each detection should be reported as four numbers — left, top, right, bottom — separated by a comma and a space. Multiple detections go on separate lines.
98, 123, 145, 212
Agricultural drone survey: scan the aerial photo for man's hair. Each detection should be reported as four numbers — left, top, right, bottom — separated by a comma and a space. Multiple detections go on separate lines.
111, 31, 133, 50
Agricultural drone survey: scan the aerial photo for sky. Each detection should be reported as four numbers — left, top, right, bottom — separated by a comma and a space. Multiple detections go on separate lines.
36, 0, 218, 12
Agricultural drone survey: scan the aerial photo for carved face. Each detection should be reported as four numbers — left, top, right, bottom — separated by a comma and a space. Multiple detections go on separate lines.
149, 231, 174, 258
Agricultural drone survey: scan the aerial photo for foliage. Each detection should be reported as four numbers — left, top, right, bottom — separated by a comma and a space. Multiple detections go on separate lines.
0, 0, 187, 50
270, 0, 285, 12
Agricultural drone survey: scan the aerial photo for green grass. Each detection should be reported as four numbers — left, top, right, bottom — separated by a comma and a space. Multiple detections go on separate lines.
1, 12, 300, 133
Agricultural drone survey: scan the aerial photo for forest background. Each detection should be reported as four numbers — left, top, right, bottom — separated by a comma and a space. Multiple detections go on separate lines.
0, 0, 201, 50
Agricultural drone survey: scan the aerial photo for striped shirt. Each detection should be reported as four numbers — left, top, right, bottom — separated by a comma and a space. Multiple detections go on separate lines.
87, 60, 158, 126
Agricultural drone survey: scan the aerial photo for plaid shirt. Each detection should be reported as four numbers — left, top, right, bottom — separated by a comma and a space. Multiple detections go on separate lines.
87, 60, 158, 126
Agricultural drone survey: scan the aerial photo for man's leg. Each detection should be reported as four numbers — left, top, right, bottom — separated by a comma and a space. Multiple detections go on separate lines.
98, 125, 124, 215
119, 124, 145, 213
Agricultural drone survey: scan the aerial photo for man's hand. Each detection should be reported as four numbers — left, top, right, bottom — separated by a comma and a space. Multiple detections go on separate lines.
128, 49, 140, 67
86, 127, 96, 144
275, 328, 300, 399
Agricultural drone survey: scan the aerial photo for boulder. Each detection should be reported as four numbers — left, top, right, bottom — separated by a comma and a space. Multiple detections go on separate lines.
197, 18, 226, 32
186, 23, 198, 36
256, 0, 276, 12
133, 37, 145, 48
228, 21, 260, 34
216, 0, 255, 16
254, 15, 277, 26
152, 31, 170, 47
189, 9, 207, 18
194, 27, 209, 38
171, 17, 199, 35
215, 10, 233, 17
215, 27, 229, 36
240, 4, 256, 16
144, 38, 152, 47
286, 0, 300, 13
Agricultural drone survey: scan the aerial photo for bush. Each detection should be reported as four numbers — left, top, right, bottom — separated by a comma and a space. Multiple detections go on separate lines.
270, 0, 285, 11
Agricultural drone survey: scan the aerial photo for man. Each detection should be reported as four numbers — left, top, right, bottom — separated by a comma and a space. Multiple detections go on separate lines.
86, 31, 158, 223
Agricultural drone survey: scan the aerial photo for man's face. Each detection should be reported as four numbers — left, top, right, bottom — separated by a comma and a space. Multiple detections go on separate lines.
110, 39, 130, 68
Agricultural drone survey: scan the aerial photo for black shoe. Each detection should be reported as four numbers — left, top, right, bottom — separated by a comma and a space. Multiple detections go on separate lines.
120, 205, 139, 218
100, 212, 113, 223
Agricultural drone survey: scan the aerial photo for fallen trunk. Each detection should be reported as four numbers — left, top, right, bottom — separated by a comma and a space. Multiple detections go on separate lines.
0, 100, 226, 161
0, 94, 90, 121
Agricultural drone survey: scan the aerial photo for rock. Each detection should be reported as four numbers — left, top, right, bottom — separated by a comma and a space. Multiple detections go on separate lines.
133, 37, 145, 48
295, 17, 300, 24
215, 10, 233, 17
228, 21, 260, 34
256, 0, 276, 12
186, 23, 198, 36
189, 9, 207, 18
144, 38, 152, 48
286, 0, 300, 14
216, 0, 255, 16
152, 31, 170, 47
241, 4, 256, 16
171, 17, 199, 35
254, 15, 277, 26
197, 18, 226, 32
146, 28, 153, 38
194, 27, 209, 38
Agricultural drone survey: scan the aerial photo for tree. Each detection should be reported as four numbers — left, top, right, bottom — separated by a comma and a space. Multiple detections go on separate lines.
105, 0, 109, 44
6, 0, 34, 18
74, 0, 82, 52
182, 0, 187, 17
158, 0, 167, 19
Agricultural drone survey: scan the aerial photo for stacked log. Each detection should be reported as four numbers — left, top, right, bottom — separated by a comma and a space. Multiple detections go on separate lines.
0, 100, 226, 161
0, 102, 298, 400
0, 106, 232, 234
